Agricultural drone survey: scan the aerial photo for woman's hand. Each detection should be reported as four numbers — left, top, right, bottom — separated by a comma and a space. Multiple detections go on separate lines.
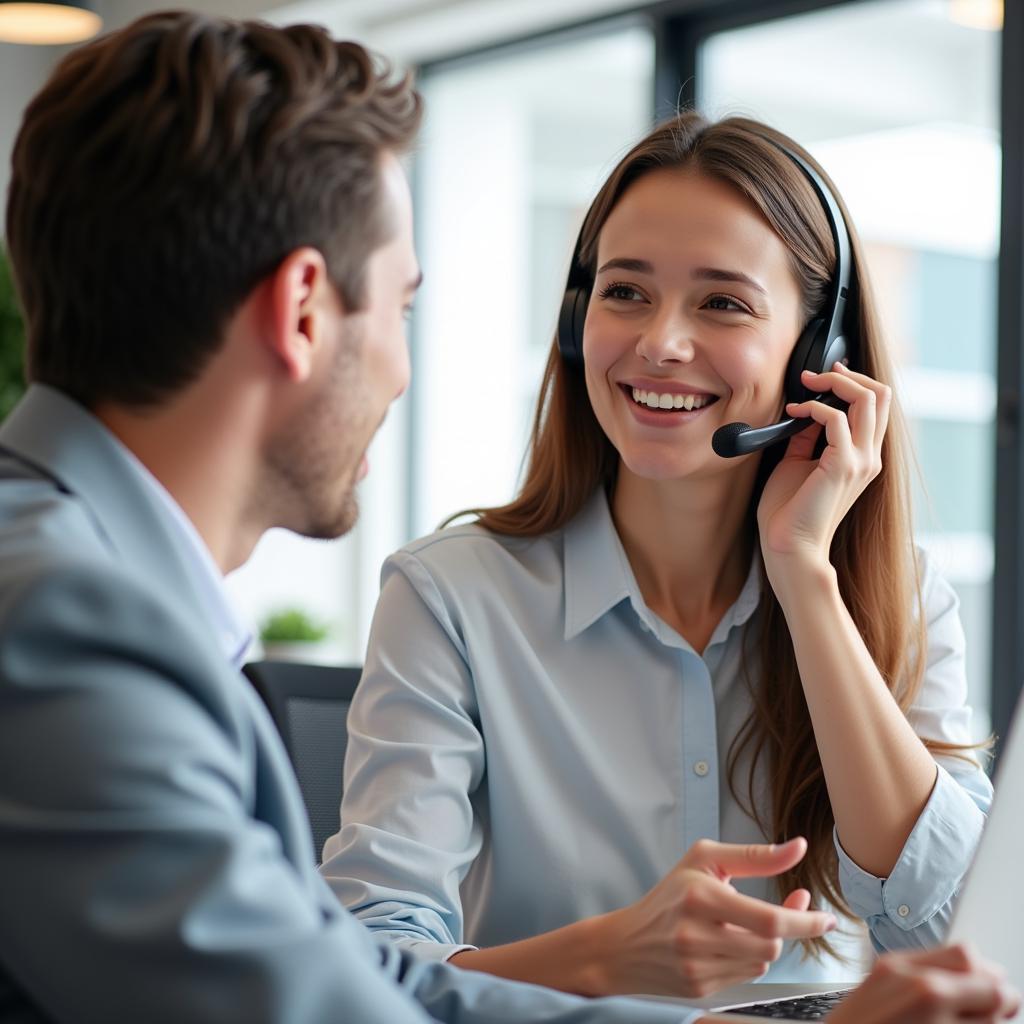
826, 945, 1020, 1024
756, 363, 891, 577
589, 837, 836, 998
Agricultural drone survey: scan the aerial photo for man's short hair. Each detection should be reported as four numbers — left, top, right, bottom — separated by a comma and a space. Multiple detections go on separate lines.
5, 12, 422, 407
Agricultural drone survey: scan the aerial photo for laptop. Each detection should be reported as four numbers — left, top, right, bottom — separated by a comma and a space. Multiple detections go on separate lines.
651, 689, 1024, 1022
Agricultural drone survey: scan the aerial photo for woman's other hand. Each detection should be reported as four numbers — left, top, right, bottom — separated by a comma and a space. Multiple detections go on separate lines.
756, 362, 891, 576
589, 837, 836, 997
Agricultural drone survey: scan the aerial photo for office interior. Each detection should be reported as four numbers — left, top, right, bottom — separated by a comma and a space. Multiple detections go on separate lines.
0, 0, 1020, 751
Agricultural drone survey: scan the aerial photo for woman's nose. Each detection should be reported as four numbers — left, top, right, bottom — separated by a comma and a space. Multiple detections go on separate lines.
635, 310, 696, 365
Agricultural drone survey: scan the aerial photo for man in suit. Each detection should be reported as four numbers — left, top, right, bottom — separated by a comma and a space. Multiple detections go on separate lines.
0, 11, 1017, 1024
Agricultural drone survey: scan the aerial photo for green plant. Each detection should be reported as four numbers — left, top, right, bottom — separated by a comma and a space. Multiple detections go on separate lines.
0, 246, 26, 421
259, 608, 329, 644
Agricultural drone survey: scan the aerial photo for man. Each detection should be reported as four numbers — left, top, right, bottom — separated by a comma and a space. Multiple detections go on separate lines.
0, 11, 1017, 1024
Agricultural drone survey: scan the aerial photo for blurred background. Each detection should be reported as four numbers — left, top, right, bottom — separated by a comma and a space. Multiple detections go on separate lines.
1, 0, 1018, 744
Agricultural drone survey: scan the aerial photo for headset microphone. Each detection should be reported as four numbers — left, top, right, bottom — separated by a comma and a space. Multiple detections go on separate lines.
711, 391, 848, 459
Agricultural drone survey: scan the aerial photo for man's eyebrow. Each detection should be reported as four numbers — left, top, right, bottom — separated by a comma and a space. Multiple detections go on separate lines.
596, 257, 653, 275
692, 266, 767, 295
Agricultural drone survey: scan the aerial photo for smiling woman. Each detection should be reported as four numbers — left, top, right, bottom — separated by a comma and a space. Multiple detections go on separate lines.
583, 169, 803, 482
321, 111, 991, 1000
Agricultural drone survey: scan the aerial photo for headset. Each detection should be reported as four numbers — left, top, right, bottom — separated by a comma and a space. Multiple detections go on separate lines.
556, 139, 854, 459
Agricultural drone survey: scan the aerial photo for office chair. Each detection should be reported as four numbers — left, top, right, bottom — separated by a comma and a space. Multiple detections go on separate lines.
242, 660, 362, 863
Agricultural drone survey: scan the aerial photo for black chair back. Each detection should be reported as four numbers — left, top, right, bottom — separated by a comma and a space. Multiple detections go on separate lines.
243, 660, 361, 863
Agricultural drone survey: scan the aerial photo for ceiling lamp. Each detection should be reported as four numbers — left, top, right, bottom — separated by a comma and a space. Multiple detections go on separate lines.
0, 2, 102, 45
948, 0, 1003, 30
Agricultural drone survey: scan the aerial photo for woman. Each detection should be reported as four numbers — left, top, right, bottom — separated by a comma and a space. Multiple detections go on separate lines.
321, 112, 992, 997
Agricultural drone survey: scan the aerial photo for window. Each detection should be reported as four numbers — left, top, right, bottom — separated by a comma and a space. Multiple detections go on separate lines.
411, 25, 655, 536
699, 0, 1000, 738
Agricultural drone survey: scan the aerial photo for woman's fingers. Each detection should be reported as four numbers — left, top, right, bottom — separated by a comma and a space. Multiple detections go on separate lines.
690, 920, 785, 963
832, 362, 892, 448
680, 836, 809, 880
781, 417, 825, 464
782, 888, 812, 912
796, 363, 890, 453
785, 394, 854, 459
698, 882, 837, 939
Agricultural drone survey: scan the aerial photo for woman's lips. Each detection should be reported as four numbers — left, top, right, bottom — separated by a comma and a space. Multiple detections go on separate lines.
619, 383, 719, 428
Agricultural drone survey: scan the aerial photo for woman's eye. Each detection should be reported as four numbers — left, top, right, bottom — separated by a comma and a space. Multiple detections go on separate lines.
598, 282, 645, 303
704, 294, 748, 313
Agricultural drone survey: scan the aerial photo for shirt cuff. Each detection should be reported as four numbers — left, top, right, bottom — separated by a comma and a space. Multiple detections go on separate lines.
393, 937, 479, 962
834, 763, 985, 930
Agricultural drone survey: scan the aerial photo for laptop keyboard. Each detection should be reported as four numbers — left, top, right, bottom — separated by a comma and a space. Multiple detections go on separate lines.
721, 988, 850, 1019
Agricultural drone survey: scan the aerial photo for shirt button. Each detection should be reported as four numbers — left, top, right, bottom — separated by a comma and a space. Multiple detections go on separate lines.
694, 760, 710, 777
897, 904, 910, 918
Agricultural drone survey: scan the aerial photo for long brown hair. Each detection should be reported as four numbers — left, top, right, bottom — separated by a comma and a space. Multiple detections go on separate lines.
459, 111, 973, 954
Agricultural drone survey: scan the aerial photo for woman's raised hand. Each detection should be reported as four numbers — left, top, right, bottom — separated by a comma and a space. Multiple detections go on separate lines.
588, 837, 836, 997
756, 363, 891, 574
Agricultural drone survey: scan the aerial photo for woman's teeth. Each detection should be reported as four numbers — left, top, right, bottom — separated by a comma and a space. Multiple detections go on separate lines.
630, 388, 713, 411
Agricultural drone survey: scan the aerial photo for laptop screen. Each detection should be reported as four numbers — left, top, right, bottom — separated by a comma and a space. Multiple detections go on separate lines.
947, 689, 1024, 993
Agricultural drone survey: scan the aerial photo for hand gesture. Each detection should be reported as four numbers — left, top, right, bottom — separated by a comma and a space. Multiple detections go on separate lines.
595, 837, 836, 997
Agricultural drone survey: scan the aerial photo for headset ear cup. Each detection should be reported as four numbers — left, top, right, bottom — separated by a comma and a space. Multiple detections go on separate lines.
784, 318, 825, 402
821, 334, 848, 376
557, 285, 590, 365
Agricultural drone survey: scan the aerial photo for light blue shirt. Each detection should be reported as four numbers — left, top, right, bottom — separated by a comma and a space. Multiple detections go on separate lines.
323, 488, 991, 983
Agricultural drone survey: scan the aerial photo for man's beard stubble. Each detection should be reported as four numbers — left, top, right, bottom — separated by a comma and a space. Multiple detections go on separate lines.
261, 319, 367, 540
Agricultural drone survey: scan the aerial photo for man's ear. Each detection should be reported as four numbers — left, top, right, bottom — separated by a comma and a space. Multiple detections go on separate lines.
266, 247, 339, 382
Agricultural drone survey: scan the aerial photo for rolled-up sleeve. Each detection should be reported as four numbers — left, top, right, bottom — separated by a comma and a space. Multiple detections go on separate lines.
321, 551, 483, 960
834, 548, 992, 951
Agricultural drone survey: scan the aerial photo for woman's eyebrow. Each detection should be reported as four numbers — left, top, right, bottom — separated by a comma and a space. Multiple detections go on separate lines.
596, 258, 767, 298
596, 257, 653, 275
692, 266, 767, 295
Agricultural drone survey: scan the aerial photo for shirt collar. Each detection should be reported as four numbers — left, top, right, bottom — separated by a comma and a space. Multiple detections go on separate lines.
562, 489, 631, 640
562, 487, 762, 648
118, 444, 253, 669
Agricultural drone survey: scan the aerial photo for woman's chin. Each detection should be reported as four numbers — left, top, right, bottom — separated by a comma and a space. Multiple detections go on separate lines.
617, 449, 712, 483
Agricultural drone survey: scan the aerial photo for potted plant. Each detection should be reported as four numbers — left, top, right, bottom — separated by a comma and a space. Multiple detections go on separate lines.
259, 607, 333, 664
0, 245, 27, 421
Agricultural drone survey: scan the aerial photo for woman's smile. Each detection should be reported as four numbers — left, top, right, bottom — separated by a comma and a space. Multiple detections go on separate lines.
619, 382, 720, 429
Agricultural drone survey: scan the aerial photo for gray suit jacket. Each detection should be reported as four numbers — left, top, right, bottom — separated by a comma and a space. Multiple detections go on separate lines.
0, 386, 695, 1024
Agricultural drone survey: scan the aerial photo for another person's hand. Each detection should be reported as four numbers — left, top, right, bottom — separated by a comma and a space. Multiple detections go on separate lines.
827, 945, 1020, 1023
590, 837, 836, 997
